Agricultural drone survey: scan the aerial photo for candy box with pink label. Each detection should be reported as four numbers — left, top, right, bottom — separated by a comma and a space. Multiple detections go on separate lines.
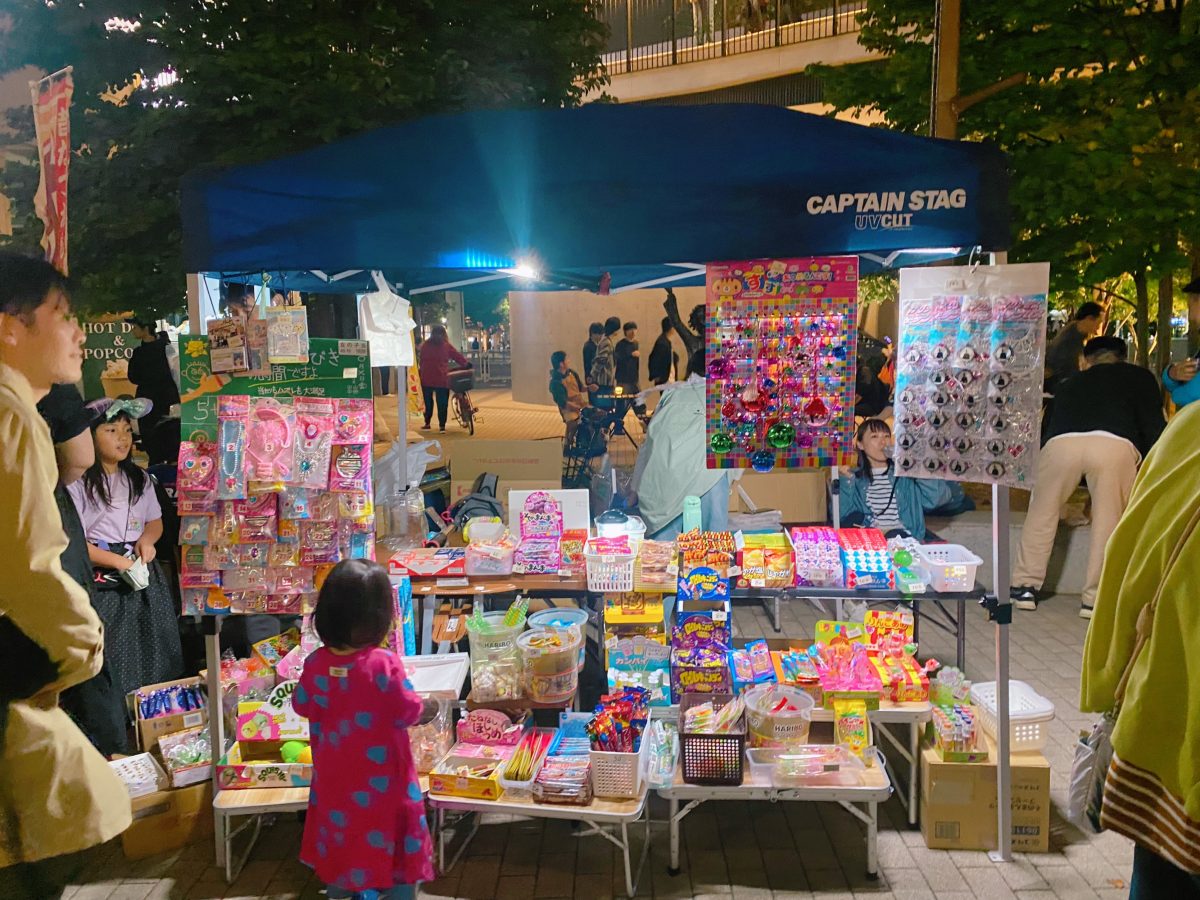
236, 680, 309, 742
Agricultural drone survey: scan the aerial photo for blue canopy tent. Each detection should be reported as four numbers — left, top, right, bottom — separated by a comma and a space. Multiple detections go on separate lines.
180, 104, 1022, 866
181, 103, 1009, 292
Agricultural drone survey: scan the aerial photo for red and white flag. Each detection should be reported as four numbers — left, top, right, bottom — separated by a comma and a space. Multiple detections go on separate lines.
30, 67, 74, 275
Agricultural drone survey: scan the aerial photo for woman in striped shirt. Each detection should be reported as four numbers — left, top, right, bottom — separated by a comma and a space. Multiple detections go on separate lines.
838, 418, 967, 541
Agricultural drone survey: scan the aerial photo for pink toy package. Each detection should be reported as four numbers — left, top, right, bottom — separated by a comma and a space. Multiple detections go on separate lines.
328, 443, 371, 493
333, 398, 373, 444
246, 398, 296, 483
178, 441, 217, 493
294, 397, 335, 489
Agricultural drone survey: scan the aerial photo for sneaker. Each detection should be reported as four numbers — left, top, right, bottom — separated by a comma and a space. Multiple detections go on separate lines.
1079, 604, 1094, 620
1011, 586, 1040, 610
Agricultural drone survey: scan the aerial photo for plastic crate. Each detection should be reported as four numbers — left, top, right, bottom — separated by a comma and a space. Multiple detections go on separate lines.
448, 368, 474, 392
584, 549, 635, 593
916, 544, 983, 593
969, 680, 1055, 752
589, 711, 652, 800
679, 693, 745, 786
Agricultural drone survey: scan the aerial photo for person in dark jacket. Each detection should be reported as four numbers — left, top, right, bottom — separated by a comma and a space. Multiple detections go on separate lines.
648, 317, 677, 386
582, 322, 602, 388
36, 385, 128, 756
613, 321, 647, 419
1012, 336, 1166, 618
127, 319, 179, 436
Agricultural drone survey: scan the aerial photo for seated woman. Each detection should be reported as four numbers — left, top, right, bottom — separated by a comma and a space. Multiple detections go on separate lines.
632, 349, 732, 540
838, 418, 971, 541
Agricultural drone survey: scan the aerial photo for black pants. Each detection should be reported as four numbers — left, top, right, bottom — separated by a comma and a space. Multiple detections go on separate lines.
0, 846, 95, 900
377, 366, 391, 394
423, 386, 450, 429
1131, 844, 1200, 899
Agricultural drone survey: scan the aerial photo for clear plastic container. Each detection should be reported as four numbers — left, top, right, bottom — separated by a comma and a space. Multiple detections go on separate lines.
468, 612, 526, 701
409, 697, 454, 774
744, 684, 815, 749
518, 628, 582, 703
528, 607, 590, 668
747, 745, 866, 787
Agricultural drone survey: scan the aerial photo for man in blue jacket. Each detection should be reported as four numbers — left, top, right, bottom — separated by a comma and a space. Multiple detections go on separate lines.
1161, 277, 1200, 408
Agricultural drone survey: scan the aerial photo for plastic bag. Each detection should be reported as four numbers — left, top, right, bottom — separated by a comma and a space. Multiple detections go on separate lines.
375, 438, 440, 497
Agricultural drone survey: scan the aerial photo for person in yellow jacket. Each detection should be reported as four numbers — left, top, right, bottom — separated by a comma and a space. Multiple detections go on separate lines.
1081, 399, 1200, 895
0, 254, 130, 898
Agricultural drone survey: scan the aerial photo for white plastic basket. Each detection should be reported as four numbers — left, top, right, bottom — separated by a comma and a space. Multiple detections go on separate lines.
589, 711, 651, 800
916, 544, 983, 593
584, 549, 636, 593
969, 680, 1055, 752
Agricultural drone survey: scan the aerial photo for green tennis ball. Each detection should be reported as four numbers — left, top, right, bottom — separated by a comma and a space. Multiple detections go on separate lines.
280, 740, 308, 764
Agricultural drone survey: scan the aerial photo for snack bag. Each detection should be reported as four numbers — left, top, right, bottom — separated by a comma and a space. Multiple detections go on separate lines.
834, 698, 871, 764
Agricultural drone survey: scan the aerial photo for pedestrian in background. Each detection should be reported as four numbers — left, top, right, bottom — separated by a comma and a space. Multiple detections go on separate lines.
417, 324, 469, 433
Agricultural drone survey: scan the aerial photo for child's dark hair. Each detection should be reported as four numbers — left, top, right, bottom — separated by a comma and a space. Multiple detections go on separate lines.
314, 559, 395, 650
82, 411, 149, 507
854, 418, 893, 483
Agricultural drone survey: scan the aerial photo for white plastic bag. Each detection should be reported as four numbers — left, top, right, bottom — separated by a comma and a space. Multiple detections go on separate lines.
375, 439, 440, 497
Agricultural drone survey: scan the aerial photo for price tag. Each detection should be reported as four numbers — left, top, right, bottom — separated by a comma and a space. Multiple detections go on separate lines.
437, 577, 469, 588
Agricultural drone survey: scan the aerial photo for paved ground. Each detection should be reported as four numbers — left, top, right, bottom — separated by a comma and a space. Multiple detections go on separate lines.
36, 589, 1136, 900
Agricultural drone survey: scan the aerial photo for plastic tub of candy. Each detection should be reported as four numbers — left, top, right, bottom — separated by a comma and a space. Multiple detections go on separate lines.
467, 611, 526, 700
465, 538, 516, 576
744, 684, 815, 749
529, 607, 590, 667
409, 697, 454, 774
747, 745, 866, 787
518, 628, 582, 703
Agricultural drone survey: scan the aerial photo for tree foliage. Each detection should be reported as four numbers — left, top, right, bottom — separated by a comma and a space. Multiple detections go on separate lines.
1, 1, 608, 319
811, 1, 1200, 317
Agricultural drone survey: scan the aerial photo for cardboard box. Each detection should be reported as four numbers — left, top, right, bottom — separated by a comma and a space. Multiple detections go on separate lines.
387, 547, 467, 578
121, 783, 214, 860
731, 470, 827, 523
131, 676, 208, 752
449, 440, 561, 505
217, 741, 313, 790
920, 738, 1051, 853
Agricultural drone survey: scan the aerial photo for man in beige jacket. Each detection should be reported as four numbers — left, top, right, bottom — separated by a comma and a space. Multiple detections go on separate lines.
0, 254, 130, 898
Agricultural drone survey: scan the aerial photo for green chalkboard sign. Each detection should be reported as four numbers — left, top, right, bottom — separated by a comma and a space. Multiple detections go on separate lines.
82, 319, 137, 400
178, 335, 372, 441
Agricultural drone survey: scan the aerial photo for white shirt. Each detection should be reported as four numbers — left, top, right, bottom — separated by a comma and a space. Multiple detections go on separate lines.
357, 274, 415, 367
865, 467, 902, 532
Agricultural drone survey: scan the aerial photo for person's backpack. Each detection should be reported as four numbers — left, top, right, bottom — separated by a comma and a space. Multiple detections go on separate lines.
448, 472, 504, 529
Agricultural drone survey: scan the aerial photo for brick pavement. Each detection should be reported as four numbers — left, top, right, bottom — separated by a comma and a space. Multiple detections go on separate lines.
35, 589, 1136, 900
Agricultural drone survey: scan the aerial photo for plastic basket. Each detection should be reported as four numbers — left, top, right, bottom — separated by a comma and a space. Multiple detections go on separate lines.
589, 711, 652, 800
916, 544, 983, 593
679, 693, 745, 786
969, 680, 1055, 752
584, 549, 636, 593
497, 728, 555, 802
448, 368, 474, 392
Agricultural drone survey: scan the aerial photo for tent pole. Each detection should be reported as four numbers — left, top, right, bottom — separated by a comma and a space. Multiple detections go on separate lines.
988, 250, 1013, 864
397, 365, 409, 496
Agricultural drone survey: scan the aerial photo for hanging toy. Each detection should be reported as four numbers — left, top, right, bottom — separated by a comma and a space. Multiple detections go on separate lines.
766, 421, 795, 449
710, 433, 734, 454
708, 357, 734, 379
750, 449, 776, 473
741, 386, 767, 414
802, 396, 830, 426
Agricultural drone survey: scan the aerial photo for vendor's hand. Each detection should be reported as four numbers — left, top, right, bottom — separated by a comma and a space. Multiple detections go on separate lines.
134, 538, 157, 565
587, 383, 598, 392
1169, 359, 1198, 383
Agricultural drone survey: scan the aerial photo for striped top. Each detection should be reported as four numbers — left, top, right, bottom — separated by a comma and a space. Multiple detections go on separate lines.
865, 468, 903, 532
1103, 754, 1200, 874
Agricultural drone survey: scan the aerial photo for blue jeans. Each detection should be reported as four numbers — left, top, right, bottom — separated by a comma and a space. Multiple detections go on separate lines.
326, 884, 416, 900
1130, 844, 1200, 899
647, 477, 730, 541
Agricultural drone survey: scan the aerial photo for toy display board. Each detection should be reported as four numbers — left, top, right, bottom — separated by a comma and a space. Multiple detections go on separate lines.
894, 264, 1050, 487
176, 336, 375, 616
705, 257, 858, 471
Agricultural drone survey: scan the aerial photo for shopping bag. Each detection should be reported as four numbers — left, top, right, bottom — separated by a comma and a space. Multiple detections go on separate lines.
1067, 712, 1115, 833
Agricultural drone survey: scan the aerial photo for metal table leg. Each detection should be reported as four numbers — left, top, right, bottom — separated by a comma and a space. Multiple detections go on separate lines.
668, 797, 681, 875
957, 596, 967, 670
204, 618, 226, 869
866, 801, 879, 878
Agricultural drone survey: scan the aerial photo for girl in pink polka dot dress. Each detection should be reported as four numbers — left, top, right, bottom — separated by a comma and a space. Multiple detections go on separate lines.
293, 559, 437, 900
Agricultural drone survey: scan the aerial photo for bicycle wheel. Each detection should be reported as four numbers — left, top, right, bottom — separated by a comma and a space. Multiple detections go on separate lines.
456, 392, 475, 435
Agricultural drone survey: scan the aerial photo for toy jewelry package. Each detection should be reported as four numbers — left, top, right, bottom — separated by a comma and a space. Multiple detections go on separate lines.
894, 264, 1050, 488
705, 257, 859, 472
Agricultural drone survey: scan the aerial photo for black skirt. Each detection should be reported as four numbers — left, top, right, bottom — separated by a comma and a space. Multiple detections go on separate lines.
91, 559, 184, 703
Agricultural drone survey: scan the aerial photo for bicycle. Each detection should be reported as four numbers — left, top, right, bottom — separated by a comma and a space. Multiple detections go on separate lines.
447, 366, 477, 435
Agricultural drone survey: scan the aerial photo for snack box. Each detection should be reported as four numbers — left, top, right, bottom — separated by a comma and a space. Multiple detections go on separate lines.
388, 547, 467, 578
866, 651, 930, 704
236, 680, 309, 742
735, 533, 795, 589
130, 676, 209, 752
428, 742, 513, 801
676, 565, 732, 602
770, 650, 823, 706
216, 741, 313, 790
672, 598, 731, 648
670, 646, 733, 702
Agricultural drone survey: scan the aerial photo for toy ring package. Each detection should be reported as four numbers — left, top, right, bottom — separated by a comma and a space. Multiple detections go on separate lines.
893, 265, 1049, 488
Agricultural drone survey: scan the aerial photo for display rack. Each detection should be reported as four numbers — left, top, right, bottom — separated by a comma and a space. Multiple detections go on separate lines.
657, 748, 892, 879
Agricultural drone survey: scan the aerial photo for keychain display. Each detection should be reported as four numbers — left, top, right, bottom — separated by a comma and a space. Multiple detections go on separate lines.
705, 257, 858, 471
894, 265, 1049, 487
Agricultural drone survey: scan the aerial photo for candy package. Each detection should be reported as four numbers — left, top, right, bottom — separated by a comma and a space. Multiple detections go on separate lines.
833, 698, 871, 763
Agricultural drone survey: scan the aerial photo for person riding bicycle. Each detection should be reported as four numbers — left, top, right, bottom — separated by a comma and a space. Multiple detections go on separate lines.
418, 324, 470, 432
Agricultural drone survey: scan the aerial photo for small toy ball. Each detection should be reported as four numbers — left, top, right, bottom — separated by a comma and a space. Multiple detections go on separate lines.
750, 449, 775, 473
893, 548, 913, 568
280, 740, 308, 764
710, 432, 734, 454
767, 421, 795, 449
297, 746, 313, 765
